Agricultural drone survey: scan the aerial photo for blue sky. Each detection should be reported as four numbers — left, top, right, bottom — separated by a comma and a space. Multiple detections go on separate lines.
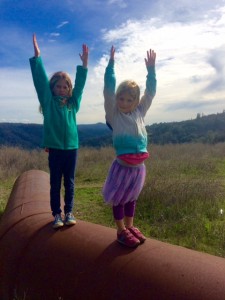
1, 0, 225, 125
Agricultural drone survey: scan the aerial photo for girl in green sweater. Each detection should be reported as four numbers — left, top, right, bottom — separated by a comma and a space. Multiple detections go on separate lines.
30, 34, 88, 229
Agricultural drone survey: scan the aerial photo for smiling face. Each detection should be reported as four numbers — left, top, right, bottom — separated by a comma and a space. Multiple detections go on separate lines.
52, 79, 70, 97
116, 80, 140, 113
50, 72, 72, 97
116, 91, 139, 113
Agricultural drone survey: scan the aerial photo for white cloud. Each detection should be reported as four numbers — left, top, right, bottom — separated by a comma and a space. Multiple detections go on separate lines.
50, 33, 60, 37
1, 1, 225, 125
0, 68, 43, 123
107, 0, 127, 8
92, 5, 225, 124
56, 21, 69, 29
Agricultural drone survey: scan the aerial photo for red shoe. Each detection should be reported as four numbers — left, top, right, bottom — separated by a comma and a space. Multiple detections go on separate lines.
117, 229, 140, 248
127, 227, 146, 243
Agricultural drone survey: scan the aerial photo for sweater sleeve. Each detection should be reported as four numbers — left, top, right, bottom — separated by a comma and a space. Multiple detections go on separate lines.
138, 65, 157, 117
71, 65, 88, 112
29, 56, 52, 110
103, 59, 116, 127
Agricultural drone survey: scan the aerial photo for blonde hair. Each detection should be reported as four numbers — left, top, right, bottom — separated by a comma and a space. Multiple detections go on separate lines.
116, 80, 140, 102
39, 71, 73, 114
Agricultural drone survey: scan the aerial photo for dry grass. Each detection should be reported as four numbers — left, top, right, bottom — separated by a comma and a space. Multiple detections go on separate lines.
0, 143, 225, 257
0, 146, 48, 180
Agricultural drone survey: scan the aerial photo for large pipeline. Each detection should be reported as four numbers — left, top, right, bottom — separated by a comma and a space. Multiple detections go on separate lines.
0, 170, 225, 300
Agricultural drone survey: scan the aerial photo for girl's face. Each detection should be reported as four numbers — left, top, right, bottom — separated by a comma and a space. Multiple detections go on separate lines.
116, 91, 138, 113
52, 79, 70, 97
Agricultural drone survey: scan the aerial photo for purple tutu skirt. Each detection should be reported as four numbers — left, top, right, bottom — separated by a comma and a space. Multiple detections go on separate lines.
102, 159, 146, 206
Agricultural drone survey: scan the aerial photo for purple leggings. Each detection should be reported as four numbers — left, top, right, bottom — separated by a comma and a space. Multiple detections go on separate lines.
113, 201, 136, 220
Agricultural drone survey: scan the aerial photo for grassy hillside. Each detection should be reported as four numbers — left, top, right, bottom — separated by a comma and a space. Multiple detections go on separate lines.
0, 143, 224, 257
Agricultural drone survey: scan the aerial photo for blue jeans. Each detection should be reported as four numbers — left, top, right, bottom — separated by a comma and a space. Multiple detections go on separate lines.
48, 149, 77, 216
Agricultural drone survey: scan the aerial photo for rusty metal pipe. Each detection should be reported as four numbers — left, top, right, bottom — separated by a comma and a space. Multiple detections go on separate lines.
0, 170, 225, 300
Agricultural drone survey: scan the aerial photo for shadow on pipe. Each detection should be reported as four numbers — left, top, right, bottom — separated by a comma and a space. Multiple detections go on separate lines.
0, 170, 225, 300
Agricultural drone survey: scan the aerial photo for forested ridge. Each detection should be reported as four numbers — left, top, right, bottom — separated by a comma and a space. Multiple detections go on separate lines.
0, 111, 224, 149
147, 111, 225, 144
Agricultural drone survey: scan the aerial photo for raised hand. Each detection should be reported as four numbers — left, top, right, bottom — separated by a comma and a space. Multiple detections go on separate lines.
145, 49, 156, 68
110, 46, 115, 60
33, 33, 40, 57
79, 44, 89, 68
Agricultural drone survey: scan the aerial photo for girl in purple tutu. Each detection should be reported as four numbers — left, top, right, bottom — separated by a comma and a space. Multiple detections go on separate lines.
103, 46, 157, 248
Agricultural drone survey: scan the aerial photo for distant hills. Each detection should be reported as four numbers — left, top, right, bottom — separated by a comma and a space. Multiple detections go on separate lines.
148, 111, 225, 145
0, 111, 225, 149
0, 122, 112, 149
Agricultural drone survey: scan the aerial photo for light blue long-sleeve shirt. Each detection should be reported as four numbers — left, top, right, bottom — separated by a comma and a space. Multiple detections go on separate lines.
103, 59, 157, 156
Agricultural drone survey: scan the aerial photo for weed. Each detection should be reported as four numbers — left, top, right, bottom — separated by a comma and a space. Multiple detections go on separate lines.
0, 144, 225, 257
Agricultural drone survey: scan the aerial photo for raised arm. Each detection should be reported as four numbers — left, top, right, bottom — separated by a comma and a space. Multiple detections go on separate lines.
70, 44, 88, 111
110, 45, 115, 61
104, 46, 116, 94
32, 34, 41, 57
30, 34, 51, 109
79, 44, 89, 68
139, 48, 157, 115
145, 49, 156, 69
103, 46, 116, 128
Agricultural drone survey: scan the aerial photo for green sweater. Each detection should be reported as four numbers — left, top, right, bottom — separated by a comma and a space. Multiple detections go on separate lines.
29, 56, 88, 150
